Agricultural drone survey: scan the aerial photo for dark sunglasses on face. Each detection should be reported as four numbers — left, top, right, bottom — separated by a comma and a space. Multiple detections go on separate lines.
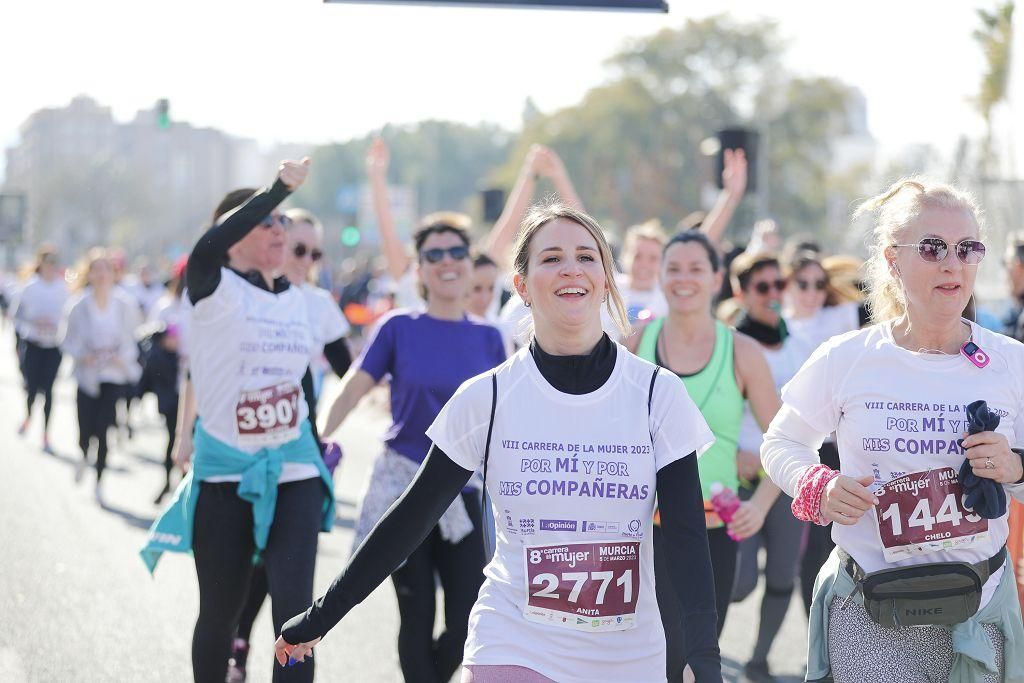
421, 245, 470, 264
752, 279, 787, 295
891, 237, 987, 265
259, 214, 293, 229
796, 278, 827, 292
293, 243, 322, 261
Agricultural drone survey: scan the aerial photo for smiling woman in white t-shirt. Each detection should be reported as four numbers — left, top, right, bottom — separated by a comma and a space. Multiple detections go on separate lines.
761, 177, 1024, 683
277, 204, 721, 683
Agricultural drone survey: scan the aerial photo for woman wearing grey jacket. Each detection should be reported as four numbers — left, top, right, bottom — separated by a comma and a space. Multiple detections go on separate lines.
61, 248, 142, 502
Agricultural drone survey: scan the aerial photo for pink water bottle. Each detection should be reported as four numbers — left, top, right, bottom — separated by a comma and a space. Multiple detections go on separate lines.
710, 483, 742, 541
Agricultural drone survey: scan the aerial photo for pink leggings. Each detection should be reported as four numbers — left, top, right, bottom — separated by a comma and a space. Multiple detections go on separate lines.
461, 665, 555, 682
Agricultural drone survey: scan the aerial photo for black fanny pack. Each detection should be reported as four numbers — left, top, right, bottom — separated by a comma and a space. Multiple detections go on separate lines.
838, 546, 1005, 627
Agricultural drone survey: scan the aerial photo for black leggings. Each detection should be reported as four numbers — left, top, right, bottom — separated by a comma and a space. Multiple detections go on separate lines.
800, 442, 839, 613
22, 342, 61, 430
160, 408, 178, 490
76, 383, 119, 480
389, 492, 485, 683
192, 477, 323, 683
656, 525, 735, 680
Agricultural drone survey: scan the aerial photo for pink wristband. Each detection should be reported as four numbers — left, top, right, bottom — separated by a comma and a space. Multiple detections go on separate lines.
792, 464, 840, 525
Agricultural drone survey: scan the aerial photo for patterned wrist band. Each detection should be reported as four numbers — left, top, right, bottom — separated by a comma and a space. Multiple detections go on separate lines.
791, 464, 840, 526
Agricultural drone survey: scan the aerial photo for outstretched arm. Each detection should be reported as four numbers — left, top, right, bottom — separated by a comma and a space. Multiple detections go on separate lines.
276, 445, 474, 660
700, 148, 746, 246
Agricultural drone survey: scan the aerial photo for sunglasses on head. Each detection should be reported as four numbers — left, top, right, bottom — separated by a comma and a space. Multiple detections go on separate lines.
293, 243, 322, 261
752, 279, 787, 295
258, 214, 293, 229
421, 245, 469, 264
891, 237, 986, 265
796, 278, 827, 292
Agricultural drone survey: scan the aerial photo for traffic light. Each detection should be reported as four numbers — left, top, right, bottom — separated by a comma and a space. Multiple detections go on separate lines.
341, 226, 361, 247
156, 99, 171, 130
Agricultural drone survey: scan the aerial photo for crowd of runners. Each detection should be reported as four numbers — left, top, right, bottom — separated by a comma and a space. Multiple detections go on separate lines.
5, 141, 1024, 683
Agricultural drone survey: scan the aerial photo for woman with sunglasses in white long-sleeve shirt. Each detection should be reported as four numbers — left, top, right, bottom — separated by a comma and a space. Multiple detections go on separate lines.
761, 177, 1024, 682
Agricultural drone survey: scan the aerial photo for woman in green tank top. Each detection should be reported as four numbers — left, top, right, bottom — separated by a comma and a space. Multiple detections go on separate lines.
627, 231, 781, 635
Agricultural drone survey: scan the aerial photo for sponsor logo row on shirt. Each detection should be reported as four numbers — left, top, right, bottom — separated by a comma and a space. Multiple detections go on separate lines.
503, 513, 644, 538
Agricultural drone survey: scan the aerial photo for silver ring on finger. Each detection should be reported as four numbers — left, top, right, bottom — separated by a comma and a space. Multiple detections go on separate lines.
986, 458, 995, 470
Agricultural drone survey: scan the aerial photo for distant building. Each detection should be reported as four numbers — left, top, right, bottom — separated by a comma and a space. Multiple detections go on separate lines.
2, 95, 283, 261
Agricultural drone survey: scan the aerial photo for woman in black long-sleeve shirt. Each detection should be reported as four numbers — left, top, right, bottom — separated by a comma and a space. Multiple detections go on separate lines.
277, 204, 723, 682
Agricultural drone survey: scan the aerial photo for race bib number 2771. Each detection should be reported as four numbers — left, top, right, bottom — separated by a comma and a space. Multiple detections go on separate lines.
523, 541, 640, 632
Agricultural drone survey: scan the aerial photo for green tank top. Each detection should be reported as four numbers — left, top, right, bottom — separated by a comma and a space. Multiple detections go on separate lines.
638, 318, 744, 500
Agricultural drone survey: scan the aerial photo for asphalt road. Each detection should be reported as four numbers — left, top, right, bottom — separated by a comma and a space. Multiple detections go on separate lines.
0, 329, 807, 682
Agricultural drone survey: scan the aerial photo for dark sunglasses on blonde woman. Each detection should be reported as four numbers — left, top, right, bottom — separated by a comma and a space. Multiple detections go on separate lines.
421, 245, 470, 264
753, 279, 787, 295
796, 278, 827, 292
293, 243, 322, 261
891, 237, 987, 265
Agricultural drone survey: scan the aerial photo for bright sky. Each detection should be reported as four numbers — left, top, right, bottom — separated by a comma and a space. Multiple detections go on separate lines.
1, 0, 1003, 159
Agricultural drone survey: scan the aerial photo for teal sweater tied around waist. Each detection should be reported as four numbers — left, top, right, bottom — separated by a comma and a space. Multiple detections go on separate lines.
140, 419, 335, 574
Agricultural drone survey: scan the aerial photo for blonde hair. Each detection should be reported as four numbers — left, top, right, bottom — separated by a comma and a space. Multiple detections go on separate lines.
69, 247, 111, 292
421, 211, 472, 232
512, 203, 630, 339
284, 208, 324, 238
856, 177, 983, 322
622, 219, 668, 260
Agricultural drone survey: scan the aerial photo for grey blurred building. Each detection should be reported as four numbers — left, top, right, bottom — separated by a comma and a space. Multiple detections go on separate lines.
2, 95, 284, 262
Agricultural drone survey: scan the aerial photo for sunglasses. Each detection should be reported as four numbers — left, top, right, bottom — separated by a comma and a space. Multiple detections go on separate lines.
421, 245, 470, 264
891, 237, 986, 265
795, 278, 827, 292
259, 214, 293, 229
752, 279, 787, 295
293, 243, 323, 262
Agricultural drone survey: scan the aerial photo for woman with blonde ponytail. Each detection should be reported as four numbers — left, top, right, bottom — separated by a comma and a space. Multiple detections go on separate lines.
760, 177, 1024, 681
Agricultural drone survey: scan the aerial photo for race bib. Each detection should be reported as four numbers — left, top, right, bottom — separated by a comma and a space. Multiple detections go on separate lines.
235, 382, 301, 445
31, 318, 58, 344
874, 467, 988, 562
523, 541, 640, 632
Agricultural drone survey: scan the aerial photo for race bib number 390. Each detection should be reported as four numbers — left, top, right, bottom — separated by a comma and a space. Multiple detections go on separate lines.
875, 467, 988, 562
235, 382, 301, 445
523, 541, 640, 632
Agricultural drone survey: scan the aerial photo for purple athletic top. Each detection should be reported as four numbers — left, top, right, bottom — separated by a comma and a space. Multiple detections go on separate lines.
357, 309, 506, 466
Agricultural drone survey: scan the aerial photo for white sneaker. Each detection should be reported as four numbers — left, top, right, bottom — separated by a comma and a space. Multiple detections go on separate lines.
94, 481, 105, 505
74, 459, 87, 484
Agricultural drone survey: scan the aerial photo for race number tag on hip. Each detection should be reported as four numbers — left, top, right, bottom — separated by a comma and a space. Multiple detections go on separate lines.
523, 541, 640, 632
875, 467, 988, 562
235, 382, 301, 445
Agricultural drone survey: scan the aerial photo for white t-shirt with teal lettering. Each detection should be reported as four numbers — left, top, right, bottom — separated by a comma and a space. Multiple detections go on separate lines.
427, 343, 713, 682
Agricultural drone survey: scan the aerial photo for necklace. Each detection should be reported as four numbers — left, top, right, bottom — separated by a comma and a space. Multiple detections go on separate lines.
896, 320, 972, 355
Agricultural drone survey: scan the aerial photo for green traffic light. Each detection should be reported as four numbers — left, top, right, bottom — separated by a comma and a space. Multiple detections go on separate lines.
341, 226, 361, 247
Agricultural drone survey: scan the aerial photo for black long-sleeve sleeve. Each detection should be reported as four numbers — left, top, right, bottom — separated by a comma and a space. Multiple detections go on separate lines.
186, 179, 292, 304
321, 337, 352, 378
657, 454, 722, 683
280, 444, 473, 644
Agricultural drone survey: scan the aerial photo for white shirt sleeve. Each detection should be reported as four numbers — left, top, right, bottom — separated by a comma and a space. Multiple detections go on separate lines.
425, 373, 495, 473
649, 369, 715, 471
315, 288, 350, 343
761, 404, 829, 497
779, 341, 842, 435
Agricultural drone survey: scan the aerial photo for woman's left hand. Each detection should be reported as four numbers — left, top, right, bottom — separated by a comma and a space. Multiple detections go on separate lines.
274, 635, 321, 667
963, 431, 1023, 484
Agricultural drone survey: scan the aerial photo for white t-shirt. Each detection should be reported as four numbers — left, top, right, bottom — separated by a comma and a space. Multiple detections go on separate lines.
786, 302, 860, 356
737, 331, 815, 453
780, 321, 1024, 608
188, 270, 316, 483
615, 275, 668, 325
14, 276, 69, 347
299, 283, 350, 358
426, 344, 714, 683
150, 292, 192, 385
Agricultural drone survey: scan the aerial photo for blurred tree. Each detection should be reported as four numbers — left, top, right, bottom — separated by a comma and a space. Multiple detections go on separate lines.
495, 15, 859, 244
972, 1, 1015, 179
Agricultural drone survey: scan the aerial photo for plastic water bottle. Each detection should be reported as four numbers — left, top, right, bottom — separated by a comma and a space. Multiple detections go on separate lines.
709, 482, 742, 541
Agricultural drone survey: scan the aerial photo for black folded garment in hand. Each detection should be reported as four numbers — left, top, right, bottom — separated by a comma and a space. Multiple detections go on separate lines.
958, 400, 1006, 520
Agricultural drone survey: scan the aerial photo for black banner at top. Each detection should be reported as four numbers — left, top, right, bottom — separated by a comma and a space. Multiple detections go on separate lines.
324, 0, 668, 12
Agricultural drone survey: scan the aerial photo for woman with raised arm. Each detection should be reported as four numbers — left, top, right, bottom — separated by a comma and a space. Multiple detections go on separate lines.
140, 159, 336, 683
277, 204, 722, 683
762, 178, 1024, 682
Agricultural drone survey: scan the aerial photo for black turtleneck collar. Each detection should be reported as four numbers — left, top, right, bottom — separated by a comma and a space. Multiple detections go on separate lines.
530, 333, 616, 395
229, 266, 290, 294
735, 311, 787, 347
